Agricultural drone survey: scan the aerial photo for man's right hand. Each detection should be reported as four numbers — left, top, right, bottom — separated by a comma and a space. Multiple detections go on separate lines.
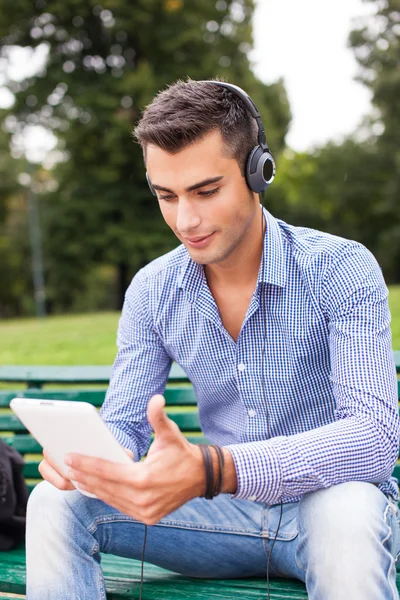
38, 450, 75, 491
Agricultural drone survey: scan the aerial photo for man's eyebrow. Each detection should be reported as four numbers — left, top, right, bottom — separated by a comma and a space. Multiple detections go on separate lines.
151, 176, 224, 194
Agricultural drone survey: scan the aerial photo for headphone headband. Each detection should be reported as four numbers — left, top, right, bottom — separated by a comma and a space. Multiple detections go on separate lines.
198, 80, 267, 148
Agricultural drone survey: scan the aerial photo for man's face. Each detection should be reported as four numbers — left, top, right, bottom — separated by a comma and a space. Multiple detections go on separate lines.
146, 129, 259, 267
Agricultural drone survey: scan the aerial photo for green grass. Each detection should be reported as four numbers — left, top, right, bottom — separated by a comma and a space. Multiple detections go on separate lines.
390, 286, 400, 350
0, 285, 399, 366
0, 312, 120, 365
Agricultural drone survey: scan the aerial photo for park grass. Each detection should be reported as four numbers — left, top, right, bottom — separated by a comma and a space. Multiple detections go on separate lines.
0, 285, 399, 365
0, 312, 120, 365
390, 286, 400, 350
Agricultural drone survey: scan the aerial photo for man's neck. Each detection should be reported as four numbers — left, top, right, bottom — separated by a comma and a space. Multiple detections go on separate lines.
205, 215, 265, 290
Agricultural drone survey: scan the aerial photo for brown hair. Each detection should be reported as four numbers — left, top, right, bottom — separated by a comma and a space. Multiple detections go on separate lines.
133, 78, 257, 176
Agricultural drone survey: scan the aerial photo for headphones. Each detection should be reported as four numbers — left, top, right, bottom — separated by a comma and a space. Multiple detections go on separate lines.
146, 80, 276, 196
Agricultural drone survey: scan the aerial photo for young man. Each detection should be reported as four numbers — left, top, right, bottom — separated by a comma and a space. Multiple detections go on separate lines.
26, 79, 400, 599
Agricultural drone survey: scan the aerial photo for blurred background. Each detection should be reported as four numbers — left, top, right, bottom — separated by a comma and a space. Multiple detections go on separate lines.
0, 0, 399, 361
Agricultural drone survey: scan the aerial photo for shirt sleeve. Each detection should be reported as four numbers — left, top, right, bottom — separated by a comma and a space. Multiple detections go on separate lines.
227, 244, 399, 503
100, 269, 172, 461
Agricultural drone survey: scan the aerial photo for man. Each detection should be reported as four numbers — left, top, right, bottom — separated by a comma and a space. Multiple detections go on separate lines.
26, 79, 400, 599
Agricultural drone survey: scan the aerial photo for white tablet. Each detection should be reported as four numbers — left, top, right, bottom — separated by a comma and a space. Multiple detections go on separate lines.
10, 398, 132, 498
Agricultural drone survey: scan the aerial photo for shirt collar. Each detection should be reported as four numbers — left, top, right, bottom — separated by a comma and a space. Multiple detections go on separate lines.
178, 207, 286, 300
259, 207, 286, 288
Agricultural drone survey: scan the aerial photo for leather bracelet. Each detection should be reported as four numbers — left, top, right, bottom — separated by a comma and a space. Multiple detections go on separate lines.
211, 444, 225, 496
199, 444, 214, 500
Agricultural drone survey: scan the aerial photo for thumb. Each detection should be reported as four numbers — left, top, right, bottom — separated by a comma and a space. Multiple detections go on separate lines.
147, 394, 180, 441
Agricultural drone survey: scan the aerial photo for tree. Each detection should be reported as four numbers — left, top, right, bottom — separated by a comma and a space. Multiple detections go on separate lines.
265, 0, 400, 285
0, 129, 32, 316
349, 0, 400, 281
269, 140, 395, 276
0, 0, 291, 312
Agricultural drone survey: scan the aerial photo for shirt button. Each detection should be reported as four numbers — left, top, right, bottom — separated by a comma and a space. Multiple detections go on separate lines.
238, 363, 246, 371
248, 495, 257, 502
248, 409, 256, 417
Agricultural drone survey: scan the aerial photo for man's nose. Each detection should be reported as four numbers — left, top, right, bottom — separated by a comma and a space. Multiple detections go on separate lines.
176, 197, 201, 233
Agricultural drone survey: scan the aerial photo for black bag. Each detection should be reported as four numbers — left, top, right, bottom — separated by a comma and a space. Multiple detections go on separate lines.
0, 439, 29, 550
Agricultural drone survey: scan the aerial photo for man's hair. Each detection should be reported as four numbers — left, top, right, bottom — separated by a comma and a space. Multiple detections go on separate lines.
133, 78, 258, 176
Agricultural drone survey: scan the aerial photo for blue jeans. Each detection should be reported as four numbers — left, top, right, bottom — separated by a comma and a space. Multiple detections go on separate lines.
26, 480, 400, 599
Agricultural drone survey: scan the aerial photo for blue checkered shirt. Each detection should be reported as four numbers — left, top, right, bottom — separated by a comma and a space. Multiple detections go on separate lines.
101, 209, 399, 504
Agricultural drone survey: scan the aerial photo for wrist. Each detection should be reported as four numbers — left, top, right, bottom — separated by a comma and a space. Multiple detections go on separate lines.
193, 444, 238, 498
192, 444, 207, 497
221, 447, 237, 494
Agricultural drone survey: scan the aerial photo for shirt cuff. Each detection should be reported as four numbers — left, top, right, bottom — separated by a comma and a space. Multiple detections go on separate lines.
106, 423, 140, 462
226, 440, 282, 503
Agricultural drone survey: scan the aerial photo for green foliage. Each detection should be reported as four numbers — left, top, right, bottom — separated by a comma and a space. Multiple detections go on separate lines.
348, 0, 400, 281
268, 139, 398, 280
0, 129, 33, 317
0, 0, 291, 313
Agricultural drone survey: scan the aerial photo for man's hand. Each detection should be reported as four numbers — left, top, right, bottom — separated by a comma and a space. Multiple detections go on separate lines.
64, 395, 207, 524
39, 448, 134, 492
39, 449, 76, 491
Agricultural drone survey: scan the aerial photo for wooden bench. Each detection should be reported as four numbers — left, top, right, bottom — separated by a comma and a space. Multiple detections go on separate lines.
0, 352, 399, 599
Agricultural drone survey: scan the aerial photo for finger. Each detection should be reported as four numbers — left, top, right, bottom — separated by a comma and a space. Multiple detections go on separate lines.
66, 454, 140, 484
43, 449, 72, 479
39, 459, 75, 491
147, 394, 180, 439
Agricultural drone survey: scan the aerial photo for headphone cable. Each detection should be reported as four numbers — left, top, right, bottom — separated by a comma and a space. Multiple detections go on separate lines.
259, 194, 283, 600
137, 197, 280, 600
139, 524, 148, 600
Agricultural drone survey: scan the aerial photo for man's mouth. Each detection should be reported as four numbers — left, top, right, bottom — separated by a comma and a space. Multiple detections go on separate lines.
183, 233, 215, 248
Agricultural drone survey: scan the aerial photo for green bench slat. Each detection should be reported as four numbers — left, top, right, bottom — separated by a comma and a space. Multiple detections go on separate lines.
2, 546, 400, 598
0, 385, 197, 408
0, 353, 397, 385
0, 409, 201, 434
0, 390, 107, 408
0, 435, 41, 454
22, 462, 40, 479
0, 414, 24, 431
395, 350, 400, 373
392, 463, 400, 481
3, 382, 398, 403
0, 547, 308, 599
0, 363, 189, 387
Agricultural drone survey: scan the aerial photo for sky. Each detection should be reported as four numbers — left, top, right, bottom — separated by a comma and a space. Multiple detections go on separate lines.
0, 0, 376, 159
251, 0, 374, 151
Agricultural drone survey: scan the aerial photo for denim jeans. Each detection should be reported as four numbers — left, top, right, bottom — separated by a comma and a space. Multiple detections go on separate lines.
26, 480, 400, 599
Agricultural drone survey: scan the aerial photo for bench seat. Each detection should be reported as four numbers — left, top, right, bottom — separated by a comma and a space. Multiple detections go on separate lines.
0, 546, 310, 599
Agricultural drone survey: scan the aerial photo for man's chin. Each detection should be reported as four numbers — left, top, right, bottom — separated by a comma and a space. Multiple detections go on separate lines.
184, 247, 226, 266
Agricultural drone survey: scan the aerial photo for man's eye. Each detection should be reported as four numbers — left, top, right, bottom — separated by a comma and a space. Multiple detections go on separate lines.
198, 188, 219, 197
159, 194, 175, 201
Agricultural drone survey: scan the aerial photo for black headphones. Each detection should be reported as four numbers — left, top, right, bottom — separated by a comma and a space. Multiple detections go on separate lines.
146, 80, 276, 196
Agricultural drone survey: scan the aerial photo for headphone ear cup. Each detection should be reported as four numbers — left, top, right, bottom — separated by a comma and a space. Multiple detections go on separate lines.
246, 146, 276, 193
146, 172, 157, 196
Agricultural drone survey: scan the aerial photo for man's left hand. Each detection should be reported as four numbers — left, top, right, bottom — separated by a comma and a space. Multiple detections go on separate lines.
65, 395, 206, 525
